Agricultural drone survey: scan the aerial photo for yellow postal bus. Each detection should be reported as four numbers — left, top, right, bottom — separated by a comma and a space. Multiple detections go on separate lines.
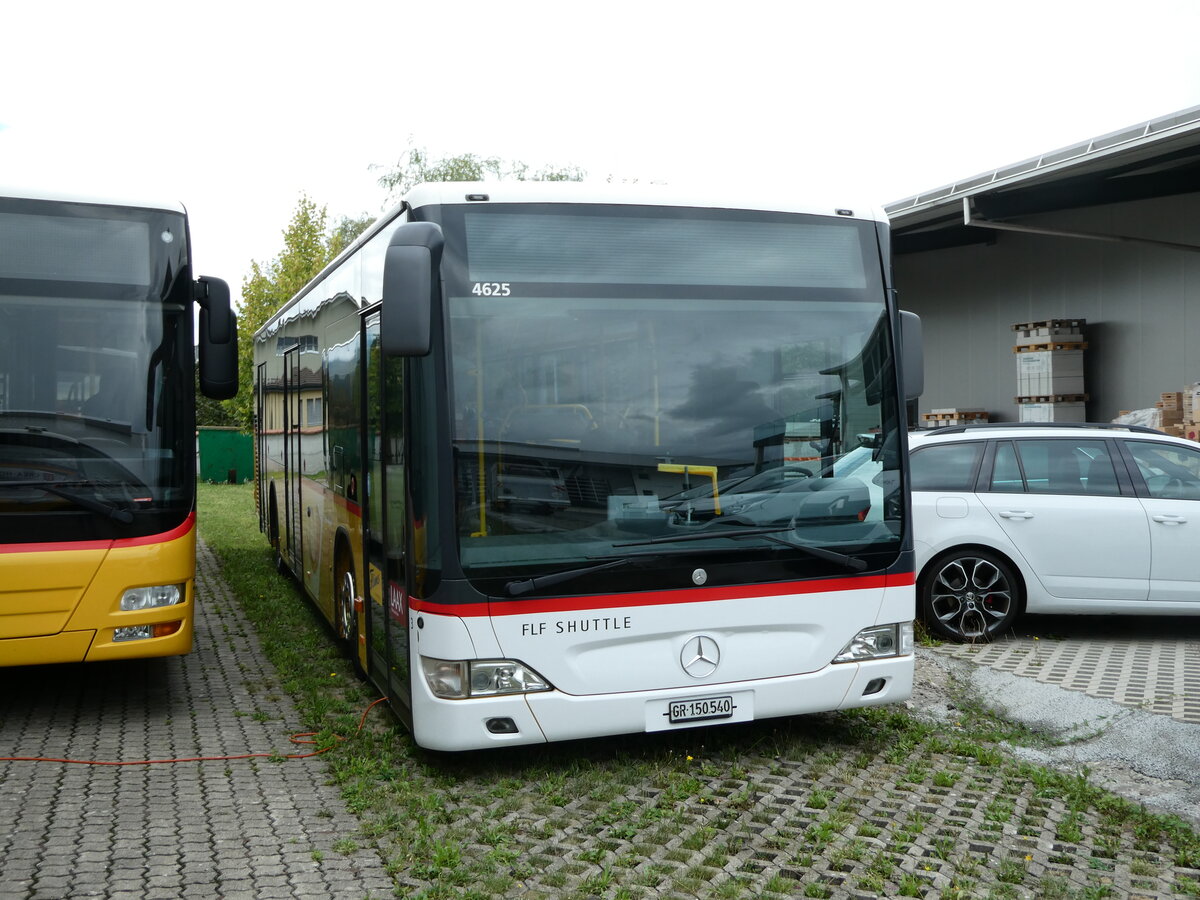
0, 187, 237, 665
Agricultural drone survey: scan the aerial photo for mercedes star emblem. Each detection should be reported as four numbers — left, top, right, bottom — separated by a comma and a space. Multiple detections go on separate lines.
680, 634, 720, 678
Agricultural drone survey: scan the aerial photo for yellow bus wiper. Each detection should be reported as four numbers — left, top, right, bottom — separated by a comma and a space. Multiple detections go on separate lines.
0, 479, 135, 524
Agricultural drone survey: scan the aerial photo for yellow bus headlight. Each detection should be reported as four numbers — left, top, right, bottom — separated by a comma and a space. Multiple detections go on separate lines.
120, 584, 185, 611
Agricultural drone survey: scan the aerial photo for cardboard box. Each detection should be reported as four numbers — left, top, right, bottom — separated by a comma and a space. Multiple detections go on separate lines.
1156, 406, 1184, 425
1184, 384, 1200, 420
1016, 349, 1085, 396
1184, 421, 1200, 443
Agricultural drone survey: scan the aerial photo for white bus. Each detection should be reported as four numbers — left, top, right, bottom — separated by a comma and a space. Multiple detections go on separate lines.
254, 183, 922, 751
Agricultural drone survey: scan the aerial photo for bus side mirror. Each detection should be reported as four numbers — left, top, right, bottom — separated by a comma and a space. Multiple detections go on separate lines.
900, 310, 923, 401
196, 276, 239, 400
382, 222, 444, 357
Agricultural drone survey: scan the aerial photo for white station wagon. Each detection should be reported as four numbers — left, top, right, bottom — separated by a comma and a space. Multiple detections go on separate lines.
909, 422, 1200, 642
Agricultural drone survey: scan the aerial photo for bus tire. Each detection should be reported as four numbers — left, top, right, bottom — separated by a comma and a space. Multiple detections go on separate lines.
268, 490, 287, 576
335, 548, 366, 678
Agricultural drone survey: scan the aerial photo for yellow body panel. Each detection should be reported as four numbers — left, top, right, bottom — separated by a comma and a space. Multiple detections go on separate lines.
0, 549, 105, 636
0, 520, 196, 666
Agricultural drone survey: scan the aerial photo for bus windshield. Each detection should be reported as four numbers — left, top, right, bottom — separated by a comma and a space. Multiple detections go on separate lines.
0, 198, 195, 542
443, 204, 903, 589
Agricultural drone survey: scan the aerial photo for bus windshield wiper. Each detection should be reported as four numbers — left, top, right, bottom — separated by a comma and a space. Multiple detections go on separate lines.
501, 538, 802, 597
0, 412, 132, 437
0, 479, 135, 524
615, 524, 867, 572
505, 557, 632, 597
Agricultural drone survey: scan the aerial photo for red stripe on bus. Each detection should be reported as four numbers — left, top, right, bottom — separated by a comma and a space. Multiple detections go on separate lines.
0, 513, 195, 554
407, 571, 914, 618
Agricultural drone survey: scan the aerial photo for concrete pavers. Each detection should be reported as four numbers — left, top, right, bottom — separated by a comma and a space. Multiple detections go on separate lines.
0, 540, 392, 899
933, 615, 1200, 724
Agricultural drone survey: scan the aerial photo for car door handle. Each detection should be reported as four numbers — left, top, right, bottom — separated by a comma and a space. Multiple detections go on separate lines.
998, 510, 1033, 520
1152, 514, 1187, 524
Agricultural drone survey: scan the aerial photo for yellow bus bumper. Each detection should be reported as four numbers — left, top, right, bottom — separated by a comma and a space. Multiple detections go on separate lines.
0, 517, 196, 666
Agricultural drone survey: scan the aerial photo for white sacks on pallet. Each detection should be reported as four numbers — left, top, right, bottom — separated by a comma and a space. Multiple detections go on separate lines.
1020, 401, 1087, 423
1113, 408, 1165, 429
1015, 348, 1085, 396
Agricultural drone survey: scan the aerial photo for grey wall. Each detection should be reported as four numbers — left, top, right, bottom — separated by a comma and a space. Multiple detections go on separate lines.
893, 193, 1200, 423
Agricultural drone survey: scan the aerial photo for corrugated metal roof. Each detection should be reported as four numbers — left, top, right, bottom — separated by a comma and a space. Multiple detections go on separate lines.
885, 105, 1200, 224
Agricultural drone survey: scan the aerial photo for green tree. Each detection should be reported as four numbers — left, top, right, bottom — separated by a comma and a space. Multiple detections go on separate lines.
195, 364, 238, 427
222, 196, 372, 429
375, 142, 585, 201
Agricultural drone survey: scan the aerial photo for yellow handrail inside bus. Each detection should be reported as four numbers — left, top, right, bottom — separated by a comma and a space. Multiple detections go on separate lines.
472, 329, 488, 537
657, 463, 721, 516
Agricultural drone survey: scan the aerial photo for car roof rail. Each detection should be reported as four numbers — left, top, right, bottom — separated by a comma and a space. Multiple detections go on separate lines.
914, 421, 1165, 437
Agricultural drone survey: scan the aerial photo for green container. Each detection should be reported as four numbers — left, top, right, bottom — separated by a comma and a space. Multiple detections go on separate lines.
197, 427, 253, 484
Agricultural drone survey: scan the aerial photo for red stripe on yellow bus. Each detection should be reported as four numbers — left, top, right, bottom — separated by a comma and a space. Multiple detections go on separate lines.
0, 513, 195, 554
407, 571, 914, 618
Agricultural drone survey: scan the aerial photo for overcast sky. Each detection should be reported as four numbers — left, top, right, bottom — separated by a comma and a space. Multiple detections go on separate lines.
4, 0, 1200, 307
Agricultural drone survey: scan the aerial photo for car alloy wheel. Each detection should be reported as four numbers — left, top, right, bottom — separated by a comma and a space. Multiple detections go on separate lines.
923, 551, 1018, 642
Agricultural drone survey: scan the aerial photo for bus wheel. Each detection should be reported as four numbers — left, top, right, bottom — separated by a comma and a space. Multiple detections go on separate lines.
336, 554, 366, 678
269, 492, 287, 575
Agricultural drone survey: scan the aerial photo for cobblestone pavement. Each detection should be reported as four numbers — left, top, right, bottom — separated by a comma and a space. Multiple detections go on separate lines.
0, 540, 393, 900
932, 615, 1200, 724
4, 546, 1200, 899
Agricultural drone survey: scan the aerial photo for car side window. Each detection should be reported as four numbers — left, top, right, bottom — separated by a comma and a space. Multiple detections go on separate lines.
1075, 442, 1121, 496
990, 442, 1024, 492
1125, 441, 1200, 500
909, 442, 982, 491
1010, 439, 1120, 496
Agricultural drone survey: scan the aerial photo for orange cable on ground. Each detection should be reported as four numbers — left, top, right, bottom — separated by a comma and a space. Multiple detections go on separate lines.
0, 697, 388, 766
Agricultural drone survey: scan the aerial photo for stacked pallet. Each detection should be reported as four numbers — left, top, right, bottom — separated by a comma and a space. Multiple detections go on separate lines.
1158, 391, 1186, 434
1143, 389, 1196, 438
920, 408, 989, 428
1013, 319, 1087, 422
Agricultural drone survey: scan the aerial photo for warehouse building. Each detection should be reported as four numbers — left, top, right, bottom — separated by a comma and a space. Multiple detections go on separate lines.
887, 105, 1200, 431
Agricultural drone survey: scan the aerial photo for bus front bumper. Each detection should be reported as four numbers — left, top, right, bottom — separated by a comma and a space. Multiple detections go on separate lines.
410, 654, 913, 752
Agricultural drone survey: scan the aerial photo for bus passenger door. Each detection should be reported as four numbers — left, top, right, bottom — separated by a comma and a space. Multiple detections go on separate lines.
362, 315, 413, 719
254, 362, 266, 532
283, 344, 303, 568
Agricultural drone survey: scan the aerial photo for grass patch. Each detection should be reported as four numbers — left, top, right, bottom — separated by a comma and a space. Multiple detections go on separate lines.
197, 482, 1200, 899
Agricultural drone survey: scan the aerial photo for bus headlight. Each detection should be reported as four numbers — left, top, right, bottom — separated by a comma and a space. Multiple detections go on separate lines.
120, 584, 184, 611
832, 622, 914, 663
421, 657, 552, 699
